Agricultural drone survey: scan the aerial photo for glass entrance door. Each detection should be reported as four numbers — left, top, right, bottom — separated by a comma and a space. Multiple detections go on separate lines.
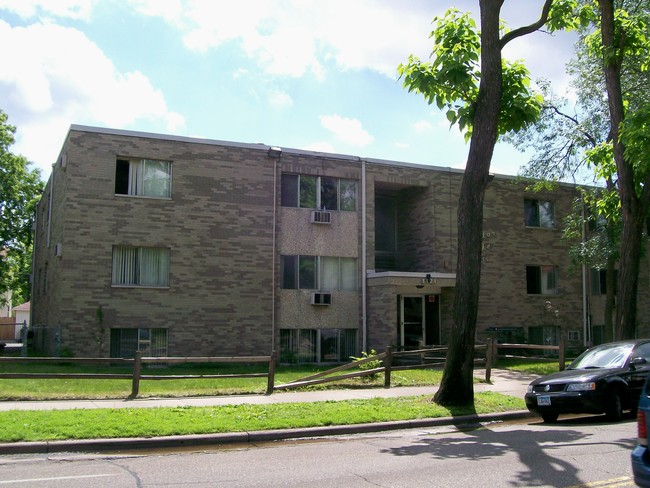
400, 296, 425, 348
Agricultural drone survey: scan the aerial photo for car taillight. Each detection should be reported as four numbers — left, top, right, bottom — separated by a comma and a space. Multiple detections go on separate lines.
638, 410, 647, 446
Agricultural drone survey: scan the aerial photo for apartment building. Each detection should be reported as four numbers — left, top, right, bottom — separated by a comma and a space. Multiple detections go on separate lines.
30, 125, 650, 360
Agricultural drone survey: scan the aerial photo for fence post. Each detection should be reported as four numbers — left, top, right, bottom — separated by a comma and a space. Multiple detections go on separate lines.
130, 351, 142, 399
384, 346, 392, 389
559, 335, 566, 371
266, 350, 276, 395
20, 322, 27, 358
485, 338, 493, 383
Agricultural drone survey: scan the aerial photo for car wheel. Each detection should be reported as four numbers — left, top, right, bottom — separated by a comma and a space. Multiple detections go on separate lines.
604, 388, 623, 421
541, 411, 559, 423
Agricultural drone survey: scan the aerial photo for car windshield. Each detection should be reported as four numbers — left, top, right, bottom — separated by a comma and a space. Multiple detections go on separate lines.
568, 343, 634, 370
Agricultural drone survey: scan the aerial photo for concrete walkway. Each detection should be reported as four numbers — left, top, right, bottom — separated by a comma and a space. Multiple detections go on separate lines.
0, 369, 541, 454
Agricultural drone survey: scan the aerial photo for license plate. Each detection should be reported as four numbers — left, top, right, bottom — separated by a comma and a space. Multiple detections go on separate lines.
537, 395, 551, 406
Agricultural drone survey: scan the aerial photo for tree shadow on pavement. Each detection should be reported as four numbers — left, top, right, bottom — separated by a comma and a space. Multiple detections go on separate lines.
380, 415, 635, 487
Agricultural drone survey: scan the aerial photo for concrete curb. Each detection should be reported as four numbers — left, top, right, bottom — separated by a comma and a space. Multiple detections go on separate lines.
0, 410, 536, 455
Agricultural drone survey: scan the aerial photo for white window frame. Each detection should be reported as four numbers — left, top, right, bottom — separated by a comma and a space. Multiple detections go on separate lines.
281, 255, 358, 291
526, 265, 559, 295
116, 158, 172, 199
112, 246, 170, 287
524, 198, 555, 228
281, 174, 357, 211
110, 328, 168, 358
568, 330, 581, 342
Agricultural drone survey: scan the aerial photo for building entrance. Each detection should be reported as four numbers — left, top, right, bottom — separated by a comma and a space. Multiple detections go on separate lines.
398, 295, 441, 348
399, 296, 424, 347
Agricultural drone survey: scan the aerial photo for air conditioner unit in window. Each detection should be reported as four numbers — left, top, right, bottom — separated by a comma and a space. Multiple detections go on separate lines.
310, 292, 332, 305
310, 210, 332, 224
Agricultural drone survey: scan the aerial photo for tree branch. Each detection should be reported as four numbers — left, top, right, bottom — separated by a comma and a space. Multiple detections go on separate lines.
500, 0, 554, 48
545, 104, 599, 147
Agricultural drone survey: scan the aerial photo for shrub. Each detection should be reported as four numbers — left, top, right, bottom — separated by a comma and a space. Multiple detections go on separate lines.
350, 349, 382, 381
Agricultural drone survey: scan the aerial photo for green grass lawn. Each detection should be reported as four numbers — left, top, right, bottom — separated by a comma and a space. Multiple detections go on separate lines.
0, 362, 446, 400
496, 357, 568, 375
0, 358, 560, 401
0, 391, 525, 442
0, 359, 545, 443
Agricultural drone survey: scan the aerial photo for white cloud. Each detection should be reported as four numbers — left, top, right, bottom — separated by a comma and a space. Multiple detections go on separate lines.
0, 0, 94, 20
302, 141, 336, 154
320, 115, 373, 147
413, 120, 434, 133
124, 0, 577, 89
0, 20, 184, 175
129, 0, 184, 25
126, 0, 430, 79
268, 90, 293, 109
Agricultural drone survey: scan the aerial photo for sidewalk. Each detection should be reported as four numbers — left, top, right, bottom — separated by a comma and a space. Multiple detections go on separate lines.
0, 369, 540, 454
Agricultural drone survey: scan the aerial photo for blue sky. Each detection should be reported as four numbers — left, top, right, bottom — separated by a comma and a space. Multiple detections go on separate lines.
0, 0, 577, 180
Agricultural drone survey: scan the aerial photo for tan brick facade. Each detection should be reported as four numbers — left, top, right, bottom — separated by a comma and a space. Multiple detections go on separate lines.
31, 126, 650, 359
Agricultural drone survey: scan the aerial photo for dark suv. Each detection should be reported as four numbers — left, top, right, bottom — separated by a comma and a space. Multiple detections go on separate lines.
525, 340, 650, 423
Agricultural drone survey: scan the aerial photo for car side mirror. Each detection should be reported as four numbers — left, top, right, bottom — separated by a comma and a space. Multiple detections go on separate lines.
630, 357, 648, 369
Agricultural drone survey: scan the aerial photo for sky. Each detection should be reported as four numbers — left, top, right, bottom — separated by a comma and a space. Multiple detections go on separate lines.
0, 0, 579, 181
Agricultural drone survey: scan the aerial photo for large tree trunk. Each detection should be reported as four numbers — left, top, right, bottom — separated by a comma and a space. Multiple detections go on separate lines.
604, 254, 616, 343
434, 0, 503, 406
598, 0, 650, 340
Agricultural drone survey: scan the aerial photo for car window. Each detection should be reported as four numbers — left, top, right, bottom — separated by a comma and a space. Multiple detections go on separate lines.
632, 343, 650, 362
570, 344, 634, 369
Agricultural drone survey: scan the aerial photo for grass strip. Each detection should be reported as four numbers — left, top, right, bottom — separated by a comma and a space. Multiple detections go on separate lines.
0, 369, 445, 401
0, 392, 524, 443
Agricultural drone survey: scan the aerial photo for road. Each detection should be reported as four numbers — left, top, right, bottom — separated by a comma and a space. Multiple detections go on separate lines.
0, 415, 639, 487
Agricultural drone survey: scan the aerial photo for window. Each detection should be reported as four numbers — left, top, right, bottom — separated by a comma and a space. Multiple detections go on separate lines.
524, 198, 555, 228
281, 174, 357, 211
281, 255, 316, 289
281, 256, 357, 290
526, 265, 558, 295
340, 180, 357, 212
588, 211, 607, 232
591, 268, 617, 295
115, 158, 171, 198
320, 257, 357, 291
112, 246, 170, 287
280, 328, 357, 363
375, 195, 397, 271
110, 328, 168, 358
567, 330, 581, 342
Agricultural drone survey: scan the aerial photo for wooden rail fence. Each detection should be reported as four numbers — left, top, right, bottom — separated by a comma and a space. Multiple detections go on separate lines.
0, 352, 275, 399
0, 338, 566, 398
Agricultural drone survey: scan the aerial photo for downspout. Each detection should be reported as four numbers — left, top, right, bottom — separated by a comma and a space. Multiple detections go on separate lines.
46, 176, 53, 249
582, 199, 590, 347
29, 200, 39, 332
361, 160, 367, 352
271, 153, 279, 354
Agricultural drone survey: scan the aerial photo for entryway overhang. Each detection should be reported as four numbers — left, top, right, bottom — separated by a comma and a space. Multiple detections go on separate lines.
366, 271, 456, 293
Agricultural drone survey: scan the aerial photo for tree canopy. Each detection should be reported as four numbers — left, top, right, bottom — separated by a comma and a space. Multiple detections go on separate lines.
507, 0, 650, 340
0, 110, 44, 306
398, 0, 579, 406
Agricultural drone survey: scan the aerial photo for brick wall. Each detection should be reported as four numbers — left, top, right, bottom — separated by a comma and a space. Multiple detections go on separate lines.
31, 127, 650, 359
34, 128, 276, 356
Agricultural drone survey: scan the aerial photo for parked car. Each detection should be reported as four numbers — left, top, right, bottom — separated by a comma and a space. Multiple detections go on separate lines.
525, 340, 650, 423
632, 373, 650, 487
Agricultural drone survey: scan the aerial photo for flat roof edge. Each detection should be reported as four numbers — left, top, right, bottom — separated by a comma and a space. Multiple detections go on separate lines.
68, 125, 271, 153
367, 271, 457, 280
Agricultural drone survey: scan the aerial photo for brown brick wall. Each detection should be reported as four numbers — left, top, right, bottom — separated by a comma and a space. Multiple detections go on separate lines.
34, 129, 276, 356
32, 127, 650, 359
